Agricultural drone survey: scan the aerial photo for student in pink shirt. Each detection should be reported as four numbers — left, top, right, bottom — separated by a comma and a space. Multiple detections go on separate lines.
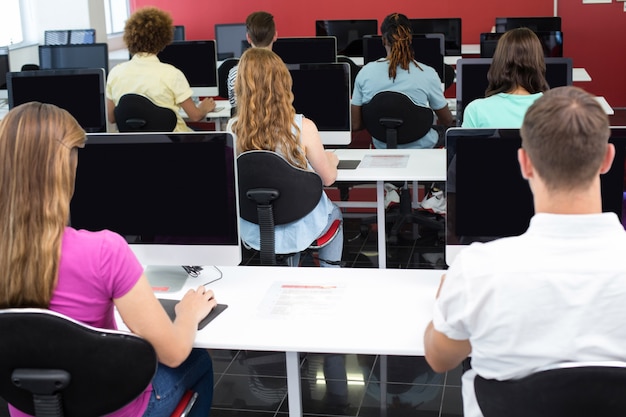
0, 102, 215, 417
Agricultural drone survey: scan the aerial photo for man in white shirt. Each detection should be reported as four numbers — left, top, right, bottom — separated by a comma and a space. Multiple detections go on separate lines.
424, 86, 626, 417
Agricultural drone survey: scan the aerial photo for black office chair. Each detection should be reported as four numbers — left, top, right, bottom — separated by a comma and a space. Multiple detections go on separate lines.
474, 363, 626, 417
218, 58, 239, 101
361, 90, 444, 243
237, 150, 341, 266
20, 64, 40, 71
114, 93, 177, 132
0, 308, 157, 417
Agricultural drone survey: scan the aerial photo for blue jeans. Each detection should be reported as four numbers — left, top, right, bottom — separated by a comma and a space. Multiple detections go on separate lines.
143, 349, 214, 417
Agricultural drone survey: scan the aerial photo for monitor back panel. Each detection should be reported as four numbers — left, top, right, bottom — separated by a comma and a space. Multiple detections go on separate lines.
480, 31, 563, 58
273, 37, 337, 64
445, 127, 626, 266
215, 23, 247, 59
495, 16, 562, 33
39, 43, 109, 75
288, 62, 351, 145
7, 68, 107, 133
315, 19, 378, 56
408, 18, 462, 56
157, 41, 218, 94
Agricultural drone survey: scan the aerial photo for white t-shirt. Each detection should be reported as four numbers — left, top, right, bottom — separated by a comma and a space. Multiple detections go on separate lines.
433, 212, 626, 417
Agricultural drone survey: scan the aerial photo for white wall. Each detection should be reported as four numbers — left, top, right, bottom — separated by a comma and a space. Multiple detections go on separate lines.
8, 0, 110, 70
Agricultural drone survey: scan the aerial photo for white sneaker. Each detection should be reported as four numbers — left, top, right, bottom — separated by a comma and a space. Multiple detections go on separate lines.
419, 189, 446, 214
384, 183, 400, 209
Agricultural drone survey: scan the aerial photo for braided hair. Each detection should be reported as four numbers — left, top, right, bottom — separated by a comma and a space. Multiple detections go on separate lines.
381, 13, 421, 80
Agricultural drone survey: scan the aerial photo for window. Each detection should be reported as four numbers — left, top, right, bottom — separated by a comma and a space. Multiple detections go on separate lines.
104, 0, 129, 35
0, 0, 23, 46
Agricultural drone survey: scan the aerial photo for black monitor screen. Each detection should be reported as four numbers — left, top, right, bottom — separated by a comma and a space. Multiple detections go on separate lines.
315, 19, 378, 56
39, 43, 109, 75
7, 68, 107, 133
70, 132, 241, 267
495, 16, 562, 33
288, 63, 351, 144
215, 23, 247, 59
480, 31, 563, 58
362, 34, 444, 82
409, 18, 462, 56
455, 57, 572, 124
173, 25, 185, 41
446, 127, 626, 245
273, 37, 337, 64
157, 41, 218, 91
0, 48, 9, 94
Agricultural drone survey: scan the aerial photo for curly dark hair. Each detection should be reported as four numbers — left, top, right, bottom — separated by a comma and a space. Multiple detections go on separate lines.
123, 7, 174, 55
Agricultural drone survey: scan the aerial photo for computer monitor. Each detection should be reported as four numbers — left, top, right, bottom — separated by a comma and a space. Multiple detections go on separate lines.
44, 29, 96, 45
273, 37, 337, 64
0, 47, 9, 100
173, 25, 185, 41
157, 40, 218, 97
408, 18, 462, 56
70, 131, 241, 284
287, 62, 351, 145
315, 19, 378, 56
495, 16, 562, 33
7, 68, 107, 133
480, 31, 563, 58
39, 43, 109, 75
445, 127, 626, 266
455, 57, 573, 125
362, 34, 445, 83
215, 23, 247, 60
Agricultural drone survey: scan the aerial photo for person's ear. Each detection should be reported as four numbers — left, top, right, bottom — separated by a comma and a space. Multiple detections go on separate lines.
518, 148, 534, 180
599, 143, 616, 175
273, 31, 278, 42
246, 33, 253, 46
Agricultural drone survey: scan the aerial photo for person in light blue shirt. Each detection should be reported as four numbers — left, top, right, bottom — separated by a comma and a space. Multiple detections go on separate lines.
351, 13, 453, 149
462, 28, 549, 128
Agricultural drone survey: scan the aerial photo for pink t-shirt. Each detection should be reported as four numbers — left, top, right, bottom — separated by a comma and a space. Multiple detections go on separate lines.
9, 227, 150, 417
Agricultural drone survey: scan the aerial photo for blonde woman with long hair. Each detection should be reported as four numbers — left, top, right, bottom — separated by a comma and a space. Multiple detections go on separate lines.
0, 102, 215, 417
228, 48, 343, 267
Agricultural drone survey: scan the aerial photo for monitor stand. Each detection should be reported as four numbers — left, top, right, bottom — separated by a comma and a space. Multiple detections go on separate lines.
145, 265, 222, 293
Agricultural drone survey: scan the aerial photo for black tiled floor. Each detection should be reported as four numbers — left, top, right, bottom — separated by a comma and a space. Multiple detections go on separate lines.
210, 351, 464, 417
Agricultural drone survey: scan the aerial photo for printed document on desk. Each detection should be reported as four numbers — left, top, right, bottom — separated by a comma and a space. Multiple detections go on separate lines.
259, 282, 346, 319
358, 154, 409, 169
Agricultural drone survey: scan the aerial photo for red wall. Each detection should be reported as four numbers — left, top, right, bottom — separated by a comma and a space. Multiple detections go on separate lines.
559, 1, 626, 108
131, 0, 626, 107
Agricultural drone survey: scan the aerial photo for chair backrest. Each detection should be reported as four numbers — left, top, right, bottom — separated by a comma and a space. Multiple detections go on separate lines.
218, 58, 239, 100
336, 55, 360, 94
362, 91, 434, 149
475, 363, 626, 417
237, 150, 323, 264
114, 93, 177, 132
0, 308, 157, 417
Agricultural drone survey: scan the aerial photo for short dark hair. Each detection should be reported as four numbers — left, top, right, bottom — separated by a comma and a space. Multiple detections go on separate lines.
521, 86, 610, 191
246, 11, 276, 47
486, 28, 549, 97
124, 7, 174, 55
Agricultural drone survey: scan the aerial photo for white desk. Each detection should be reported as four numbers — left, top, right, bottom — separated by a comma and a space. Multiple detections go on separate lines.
135, 265, 442, 417
333, 148, 447, 269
